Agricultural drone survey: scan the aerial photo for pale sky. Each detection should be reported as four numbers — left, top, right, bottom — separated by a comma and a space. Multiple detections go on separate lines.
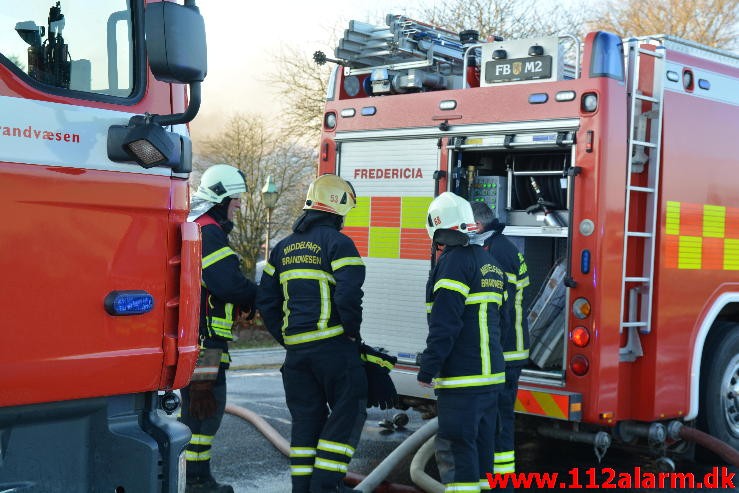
191, 0, 414, 136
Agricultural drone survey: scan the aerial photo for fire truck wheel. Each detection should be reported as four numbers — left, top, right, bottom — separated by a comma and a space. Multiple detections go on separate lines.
698, 322, 739, 456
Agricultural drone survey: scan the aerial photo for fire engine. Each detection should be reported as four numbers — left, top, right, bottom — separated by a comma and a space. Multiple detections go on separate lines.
318, 15, 739, 458
1, 1, 205, 491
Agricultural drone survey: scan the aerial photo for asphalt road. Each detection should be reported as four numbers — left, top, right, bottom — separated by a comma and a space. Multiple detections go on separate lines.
203, 349, 738, 493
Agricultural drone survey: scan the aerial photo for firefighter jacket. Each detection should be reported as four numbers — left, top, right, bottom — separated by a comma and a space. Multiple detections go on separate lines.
418, 245, 506, 393
195, 213, 257, 363
257, 211, 365, 349
484, 231, 531, 367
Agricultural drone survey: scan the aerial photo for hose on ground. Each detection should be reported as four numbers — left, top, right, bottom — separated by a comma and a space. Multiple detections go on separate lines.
355, 418, 438, 493
409, 436, 444, 493
672, 423, 739, 468
225, 403, 423, 492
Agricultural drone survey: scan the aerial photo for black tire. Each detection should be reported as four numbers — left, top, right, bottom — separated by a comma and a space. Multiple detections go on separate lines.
698, 322, 739, 456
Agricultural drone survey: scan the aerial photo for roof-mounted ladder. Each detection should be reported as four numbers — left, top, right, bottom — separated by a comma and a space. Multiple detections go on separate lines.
619, 38, 666, 363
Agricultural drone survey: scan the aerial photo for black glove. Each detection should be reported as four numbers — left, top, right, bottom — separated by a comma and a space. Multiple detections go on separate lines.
360, 344, 398, 410
189, 380, 217, 420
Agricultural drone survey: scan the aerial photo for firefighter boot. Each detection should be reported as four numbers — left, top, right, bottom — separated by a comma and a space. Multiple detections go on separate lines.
185, 475, 234, 493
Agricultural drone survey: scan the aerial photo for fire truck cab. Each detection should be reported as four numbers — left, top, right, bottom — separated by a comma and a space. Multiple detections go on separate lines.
319, 15, 739, 457
0, 1, 206, 491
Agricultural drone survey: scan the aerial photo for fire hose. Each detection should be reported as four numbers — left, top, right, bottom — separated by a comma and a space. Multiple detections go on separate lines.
225, 403, 426, 492
668, 421, 739, 468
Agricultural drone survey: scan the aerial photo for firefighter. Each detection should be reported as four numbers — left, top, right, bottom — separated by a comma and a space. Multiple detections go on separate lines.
256, 174, 367, 493
418, 192, 506, 493
181, 164, 257, 493
471, 201, 530, 486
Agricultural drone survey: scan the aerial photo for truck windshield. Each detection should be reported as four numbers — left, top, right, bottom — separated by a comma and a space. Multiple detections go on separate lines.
0, 0, 134, 97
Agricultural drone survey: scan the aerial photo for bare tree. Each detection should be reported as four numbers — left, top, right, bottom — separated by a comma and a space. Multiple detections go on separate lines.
415, 0, 587, 40
269, 45, 333, 144
587, 0, 739, 48
195, 115, 315, 277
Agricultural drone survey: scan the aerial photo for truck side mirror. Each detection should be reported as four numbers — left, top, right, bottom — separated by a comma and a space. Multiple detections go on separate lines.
145, 1, 207, 84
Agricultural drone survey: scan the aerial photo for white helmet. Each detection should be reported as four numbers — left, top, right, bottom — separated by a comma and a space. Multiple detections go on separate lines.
193, 164, 248, 203
426, 192, 478, 243
303, 174, 357, 217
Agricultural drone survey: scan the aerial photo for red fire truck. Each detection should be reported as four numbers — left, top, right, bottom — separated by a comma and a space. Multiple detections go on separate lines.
1, 1, 205, 490
318, 15, 739, 457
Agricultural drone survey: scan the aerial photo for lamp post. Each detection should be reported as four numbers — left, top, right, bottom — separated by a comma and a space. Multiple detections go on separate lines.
261, 175, 279, 258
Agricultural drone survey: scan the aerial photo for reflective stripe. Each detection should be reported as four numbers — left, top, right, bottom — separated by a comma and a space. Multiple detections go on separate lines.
317, 439, 355, 457
290, 447, 317, 458
494, 451, 515, 462
279, 269, 336, 284
466, 292, 502, 305
317, 279, 331, 329
190, 434, 214, 446
220, 351, 231, 364
503, 349, 529, 362
445, 483, 481, 492
506, 272, 517, 284
290, 465, 313, 476
284, 325, 344, 345
514, 280, 526, 352
434, 278, 470, 297
202, 246, 236, 269
426, 302, 433, 313
314, 458, 348, 473
479, 479, 492, 491
478, 304, 490, 375
434, 372, 505, 389
331, 256, 364, 271
361, 352, 395, 371
185, 450, 211, 462
263, 262, 276, 276
493, 463, 515, 474
517, 275, 530, 289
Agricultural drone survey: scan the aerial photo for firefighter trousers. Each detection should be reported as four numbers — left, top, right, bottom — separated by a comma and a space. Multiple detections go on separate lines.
436, 389, 499, 492
494, 367, 522, 486
282, 337, 368, 493
179, 366, 228, 480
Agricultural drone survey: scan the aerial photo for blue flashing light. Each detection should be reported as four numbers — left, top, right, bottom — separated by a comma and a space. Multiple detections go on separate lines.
581, 249, 591, 274
104, 290, 154, 316
361, 106, 377, 116
698, 79, 711, 90
528, 93, 548, 104
590, 32, 625, 81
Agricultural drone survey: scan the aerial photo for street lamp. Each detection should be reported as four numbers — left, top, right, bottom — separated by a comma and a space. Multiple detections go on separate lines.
261, 175, 279, 258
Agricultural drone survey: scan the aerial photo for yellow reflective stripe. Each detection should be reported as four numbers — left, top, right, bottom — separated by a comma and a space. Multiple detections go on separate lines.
466, 292, 502, 305
314, 458, 348, 473
493, 463, 516, 474
284, 325, 344, 345
678, 236, 702, 269
185, 450, 211, 461
665, 201, 681, 235
426, 302, 433, 314
318, 279, 331, 329
220, 352, 231, 364
434, 279, 470, 297
435, 372, 505, 389
479, 479, 492, 490
726, 239, 739, 270
360, 353, 395, 371
503, 349, 529, 362
344, 196, 370, 227
506, 272, 517, 284
369, 227, 400, 259
331, 257, 364, 271
479, 304, 490, 375
280, 269, 336, 284
263, 262, 276, 276
290, 465, 313, 476
281, 281, 291, 333
202, 247, 236, 269
190, 434, 214, 446
517, 275, 530, 289
515, 286, 525, 351
703, 204, 726, 238
495, 451, 515, 462
290, 447, 316, 458
317, 439, 355, 457
401, 196, 433, 229
445, 483, 481, 492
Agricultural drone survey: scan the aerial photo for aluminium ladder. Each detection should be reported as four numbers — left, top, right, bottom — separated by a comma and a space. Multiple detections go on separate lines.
619, 38, 666, 362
